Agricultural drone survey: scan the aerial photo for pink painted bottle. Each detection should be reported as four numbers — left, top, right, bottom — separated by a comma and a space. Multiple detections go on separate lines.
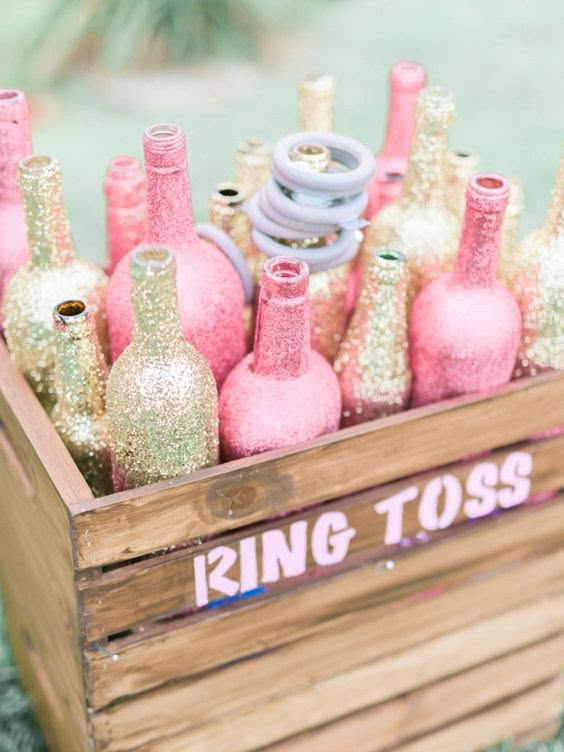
107, 124, 246, 385
0, 90, 33, 320
219, 257, 341, 459
410, 174, 521, 407
104, 156, 146, 274
366, 62, 425, 219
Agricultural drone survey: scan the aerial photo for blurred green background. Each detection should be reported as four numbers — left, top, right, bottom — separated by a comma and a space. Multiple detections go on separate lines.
1, 1, 564, 749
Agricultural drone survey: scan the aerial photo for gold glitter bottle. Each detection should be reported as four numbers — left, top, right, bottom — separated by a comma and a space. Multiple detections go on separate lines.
3, 156, 108, 410
361, 86, 458, 295
498, 177, 523, 283
446, 149, 480, 219
298, 73, 336, 132
233, 138, 271, 198
106, 245, 219, 490
51, 300, 112, 497
510, 154, 564, 377
335, 249, 411, 426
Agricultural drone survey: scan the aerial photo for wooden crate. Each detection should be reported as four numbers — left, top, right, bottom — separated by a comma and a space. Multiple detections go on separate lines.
1, 335, 564, 752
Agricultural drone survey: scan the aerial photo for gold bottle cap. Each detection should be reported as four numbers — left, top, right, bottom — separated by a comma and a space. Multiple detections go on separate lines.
288, 143, 331, 174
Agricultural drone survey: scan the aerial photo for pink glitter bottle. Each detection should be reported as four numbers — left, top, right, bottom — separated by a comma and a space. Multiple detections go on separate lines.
366, 62, 425, 219
107, 124, 246, 385
0, 90, 33, 320
410, 174, 521, 407
219, 257, 341, 460
104, 156, 146, 274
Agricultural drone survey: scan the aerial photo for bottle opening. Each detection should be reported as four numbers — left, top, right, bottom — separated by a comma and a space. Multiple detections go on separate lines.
54, 299, 89, 327
217, 184, 240, 199
384, 171, 404, 182
289, 143, 331, 173
20, 155, 53, 172
0, 89, 22, 103
131, 244, 174, 274
268, 257, 306, 279
476, 176, 504, 190
144, 123, 184, 153
455, 151, 471, 159
263, 256, 309, 297
377, 249, 406, 263
299, 73, 335, 90
238, 138, 269, 156
391, 61, 425, 89
108, 156, 142, 176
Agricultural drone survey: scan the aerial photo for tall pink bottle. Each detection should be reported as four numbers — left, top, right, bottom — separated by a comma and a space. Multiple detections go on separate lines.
0, 90, 33, 319
104, 156, 146, 274
366, 62, 425, 219
219, 257, 341, 459
107, 124, 246, 385
410, 174, 521, 407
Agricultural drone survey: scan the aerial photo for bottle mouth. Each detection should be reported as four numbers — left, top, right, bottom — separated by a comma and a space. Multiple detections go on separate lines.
0, 89, 24, 105
107, 156, 143, 178
288, 143, 331, 173
238, 138, 270, 157
212, 182, 243, 205
20, 155, 55, 173
391, 61, 425, 90
298, 73, 335, 95
53, 299, 89, 327
131, 244, 175, 276
263, 256, 309, 297
467, 173, 510, 211
384, 171, 404, 182
376, 248, 406, 263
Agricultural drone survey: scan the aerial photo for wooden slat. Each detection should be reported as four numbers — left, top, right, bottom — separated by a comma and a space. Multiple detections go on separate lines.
85, 496, 564, 707
79, 437, 564, 641
0, 427, 91, 752
90, 549, 564, 751
266, 633, 564, 752
73, 369, 564, 568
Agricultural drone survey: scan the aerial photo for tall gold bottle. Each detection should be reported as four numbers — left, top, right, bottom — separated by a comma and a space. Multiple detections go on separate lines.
510, 155, 564, 377
106, 245, 219, 490
3, 156, 107, 410
335, 249, 411, 426
51, 300, 112, 497
233, 138, 271, 198
361, 87, 458, 295
298, 74, 336, 132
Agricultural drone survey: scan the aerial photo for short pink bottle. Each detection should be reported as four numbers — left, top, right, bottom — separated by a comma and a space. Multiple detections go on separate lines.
104, 156, 146, 274
219, 257, 341, 460
410, 174, 521, 407
366, 61, 425, 219
107, 124, 246, 385
0, 90, 33, 319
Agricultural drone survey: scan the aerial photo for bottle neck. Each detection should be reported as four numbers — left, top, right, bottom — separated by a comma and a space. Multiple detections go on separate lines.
253, 258, 310, 379
298, 74, 335, 132
542, 155, 564, 240
105, 157, 147, 270
382, 90, 421, 161
54, 305, 107, 415
19, 156, 74, 268
0, 90, 32, 204
401, 87, 453, 207
452, 176, 509, 288
144, 125, 198, 253
131, 248, 184, 355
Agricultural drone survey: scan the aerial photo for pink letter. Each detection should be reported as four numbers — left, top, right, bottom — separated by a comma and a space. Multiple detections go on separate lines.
239, 536, 258, 592
311, 512, 356, 566
207, 545, 239, 598
464, 462, 499, 519
194, 555, 208, 607
374, 486, 418, 545
498, 451, 532, 508
262, 521, 308, 583
418, 474, 462, 531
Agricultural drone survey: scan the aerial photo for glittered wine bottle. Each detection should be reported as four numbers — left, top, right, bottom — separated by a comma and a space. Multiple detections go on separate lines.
219, 257, 341, 459
410, 174, 521, 407
510, 153, 564, 377
233, 138, 271, 198
104, 156, 146, 274
362, 86, 459, 296
51, 300, 112, 497
366, 61, 425, 219
3, 156, 108, 410
335, 249, 411, 426
0, 90, 33, 320
298, 73, 336, 132
107, 123, 246, 385
107, 246, 219, 490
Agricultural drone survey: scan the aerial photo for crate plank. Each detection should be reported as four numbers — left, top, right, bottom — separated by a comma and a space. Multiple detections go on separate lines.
79, 437, 564, 641
90, 549, 564, 751
0, 426, 91, 752
237, 633, 564, 752
72, 368, 564, 569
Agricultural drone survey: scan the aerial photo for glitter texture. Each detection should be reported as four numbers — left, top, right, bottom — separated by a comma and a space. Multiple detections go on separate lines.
366, 61, 425, 218
233, 138, 271, 198
104, 156, 146, 274
298, 73, 335, 132
497, 176, 524, 284
410, 174, 521, 406
219, 257, 341, 460
335, 249, 411, 425
3, 156, 108, 411
509, 154, 564, 377
51, 300, 112, 497
106, 123, 246, 386
362, 86, 459, 296
106, 246, 219, 490
0, 90, 32, 321
445, 149, 480, 219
